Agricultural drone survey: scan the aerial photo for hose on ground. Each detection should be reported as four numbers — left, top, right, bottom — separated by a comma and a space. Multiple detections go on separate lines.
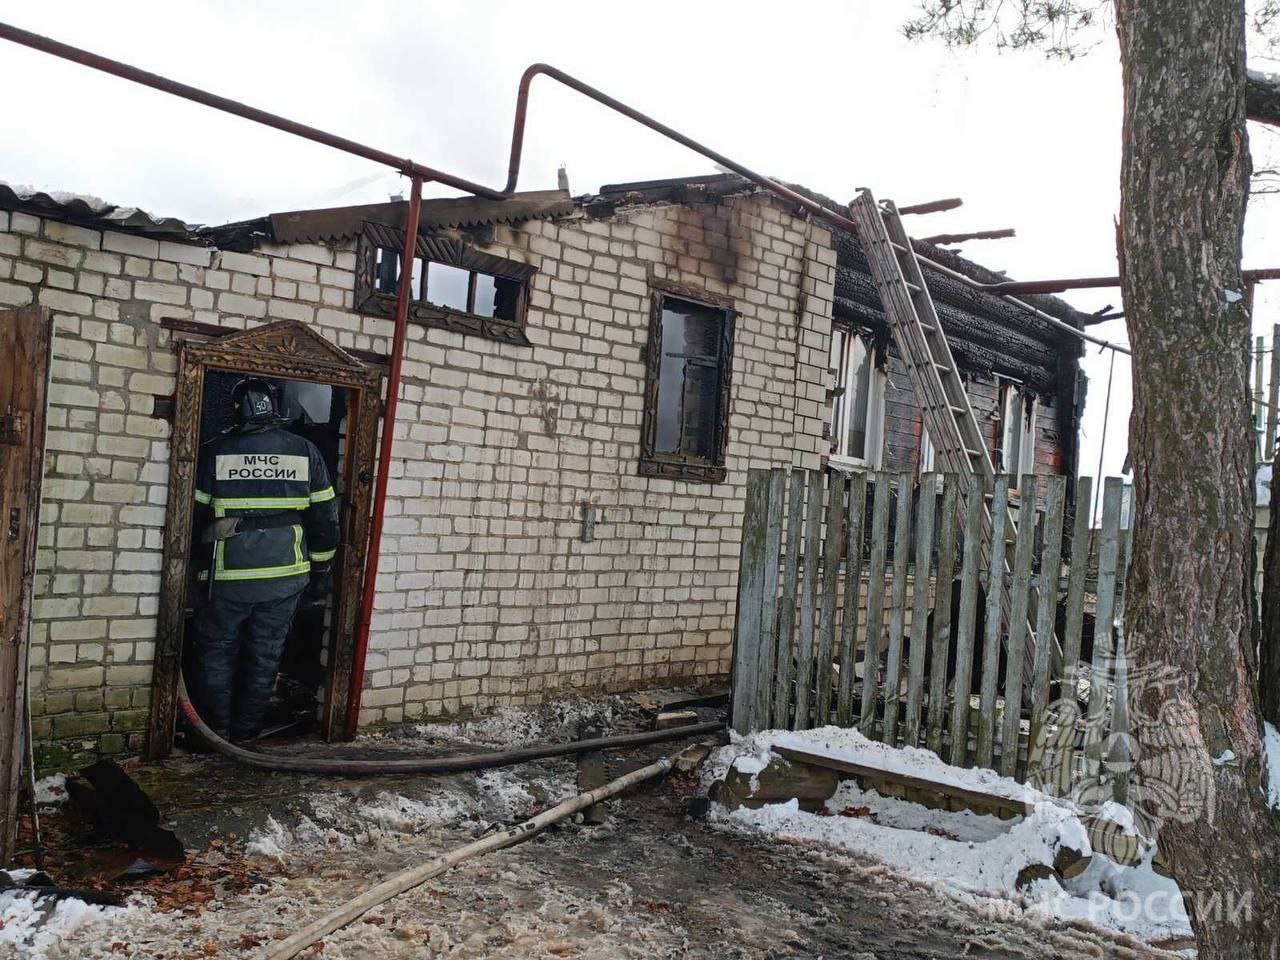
176, 674, 725, 775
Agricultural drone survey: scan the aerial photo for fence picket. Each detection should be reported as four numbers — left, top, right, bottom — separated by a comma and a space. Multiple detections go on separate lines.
927, 474, 959, 756
999, 477, 1038, 777
1049, 476, 1093, 794
860, 473, 894, 735
881, 474, 914, 746
1084, 477, 1123, 780
794, 469, 824, 731
976, 476, 1011, 769
730, 469, 770, 733
753, 469, 785, 729
904, 473, 938, 749
836, 474, 867, 727
950, 474, 986, 766
816, 474, 846, 726
1029, 476, 1067, 765
773, 470, 805, 728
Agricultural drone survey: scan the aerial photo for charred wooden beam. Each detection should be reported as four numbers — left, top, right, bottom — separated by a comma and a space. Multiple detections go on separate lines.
920, 228, 1016, 245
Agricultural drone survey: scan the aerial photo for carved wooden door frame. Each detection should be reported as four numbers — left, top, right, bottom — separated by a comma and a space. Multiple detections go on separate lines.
146, 320, 382, 757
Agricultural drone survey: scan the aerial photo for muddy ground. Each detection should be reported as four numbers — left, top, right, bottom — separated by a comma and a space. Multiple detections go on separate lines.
9, 704, 1177, 960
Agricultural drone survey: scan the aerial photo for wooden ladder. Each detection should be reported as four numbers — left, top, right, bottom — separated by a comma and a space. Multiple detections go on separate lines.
848, 188, 1050, 680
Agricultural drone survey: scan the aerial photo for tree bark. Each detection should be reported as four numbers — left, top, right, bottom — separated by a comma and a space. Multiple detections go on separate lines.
1117, 1, 1280, 954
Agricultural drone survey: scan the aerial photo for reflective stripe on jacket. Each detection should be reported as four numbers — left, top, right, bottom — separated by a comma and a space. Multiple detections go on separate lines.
194, 425, 340, 592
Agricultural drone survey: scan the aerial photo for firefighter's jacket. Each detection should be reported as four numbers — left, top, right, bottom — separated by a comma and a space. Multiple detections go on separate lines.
194, 424, 340, 600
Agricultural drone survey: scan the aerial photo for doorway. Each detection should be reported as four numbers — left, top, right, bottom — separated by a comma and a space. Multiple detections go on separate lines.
147, 321, 383, 757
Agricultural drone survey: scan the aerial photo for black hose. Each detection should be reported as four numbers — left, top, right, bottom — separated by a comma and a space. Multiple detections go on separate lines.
177, 675, 725, 775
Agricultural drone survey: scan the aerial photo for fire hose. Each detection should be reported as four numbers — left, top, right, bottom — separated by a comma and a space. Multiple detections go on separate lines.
176, 673, 724, 775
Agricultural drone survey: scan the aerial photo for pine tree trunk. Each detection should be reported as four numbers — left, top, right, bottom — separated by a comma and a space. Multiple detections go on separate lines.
1117, 0, 1280, 953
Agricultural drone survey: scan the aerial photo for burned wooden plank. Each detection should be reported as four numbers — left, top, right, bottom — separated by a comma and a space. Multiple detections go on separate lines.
927, 475, 959, 756
904, 473, 938, 749
773, 745, 1032, 821
710, 757, 839, 813
836, 473, 867, 727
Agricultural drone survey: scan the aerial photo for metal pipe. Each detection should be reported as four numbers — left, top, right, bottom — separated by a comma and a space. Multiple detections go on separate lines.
346, 175, 423, 738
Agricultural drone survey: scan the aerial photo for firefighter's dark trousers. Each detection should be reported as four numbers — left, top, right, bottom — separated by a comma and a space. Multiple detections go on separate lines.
192, 590, 302, 741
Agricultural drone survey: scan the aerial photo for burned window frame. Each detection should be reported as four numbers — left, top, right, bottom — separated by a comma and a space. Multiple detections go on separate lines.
354, 221, 536, 346
639, 279, 736, 484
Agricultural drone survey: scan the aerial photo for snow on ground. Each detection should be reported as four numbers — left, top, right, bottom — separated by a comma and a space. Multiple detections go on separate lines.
708, 726, 1190, 944
0, 892, 140, 958
1265, 721, 1280, 808
397, 694, 630, 748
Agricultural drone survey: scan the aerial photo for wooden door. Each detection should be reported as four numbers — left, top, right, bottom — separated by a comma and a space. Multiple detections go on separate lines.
0, 307, 52, 864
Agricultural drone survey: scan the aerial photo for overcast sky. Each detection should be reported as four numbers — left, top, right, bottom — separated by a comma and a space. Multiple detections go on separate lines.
6, 0, 1280, 508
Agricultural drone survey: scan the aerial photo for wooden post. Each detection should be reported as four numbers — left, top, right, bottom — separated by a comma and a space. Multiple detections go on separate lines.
860, 473, 893, 734
926, 475, 959, 756
1256, 335, 1267, 459
881, 473, 915, 746
754, 470, 786, 728
794, 469, 824, 731
950, 474, 986, 766
1084, 478, 1124, 782
1028, 476, 1067, 762
835, 474, 867, 727
1268, 324, 1280, 460
0, 307, 52, 865
816, 474, 845, 726
976, 476, 1011, 770
730, 470, 771, 733
999, 475, 1038, 778
773, 470, 805, 728
904, 473, 938, 748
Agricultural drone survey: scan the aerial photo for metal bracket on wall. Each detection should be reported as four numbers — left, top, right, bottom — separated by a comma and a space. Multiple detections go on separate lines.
581, 502, 604, 543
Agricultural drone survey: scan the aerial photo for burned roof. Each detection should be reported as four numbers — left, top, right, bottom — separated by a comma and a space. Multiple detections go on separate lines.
586, 174, 1090, 396
203, 189, 575, 251
0, 181, 196, 238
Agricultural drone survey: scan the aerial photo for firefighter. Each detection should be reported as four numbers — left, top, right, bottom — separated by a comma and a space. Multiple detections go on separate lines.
190, 378, 340, 742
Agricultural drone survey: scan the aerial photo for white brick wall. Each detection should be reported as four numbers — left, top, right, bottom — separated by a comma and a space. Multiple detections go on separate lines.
4, 190, 830, 755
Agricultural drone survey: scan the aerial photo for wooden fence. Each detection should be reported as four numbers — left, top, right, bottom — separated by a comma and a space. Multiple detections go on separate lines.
730, 468, 1134, 801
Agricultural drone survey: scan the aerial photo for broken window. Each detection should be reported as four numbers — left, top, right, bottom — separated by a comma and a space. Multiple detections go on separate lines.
639, 284, 735, 483
827, 326, 885, 470
997, 379, 1038, 489
355, 223, 535, 345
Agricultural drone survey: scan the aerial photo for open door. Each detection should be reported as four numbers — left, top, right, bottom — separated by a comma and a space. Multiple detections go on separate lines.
146, 321, 382, 757
0, 307, 52, 864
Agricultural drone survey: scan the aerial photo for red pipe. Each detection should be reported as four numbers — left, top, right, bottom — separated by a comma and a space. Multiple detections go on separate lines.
345, 176, 423, 738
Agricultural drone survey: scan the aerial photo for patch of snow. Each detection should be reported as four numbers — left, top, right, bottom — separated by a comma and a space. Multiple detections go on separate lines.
708, 726, 1188, 943
401, 695, 629, 748
1212, 748, 1237, 766
1265, 722, 1280, 809
0, 890, 135, 958
244, 815, 289, 858
33, 774, 66, 808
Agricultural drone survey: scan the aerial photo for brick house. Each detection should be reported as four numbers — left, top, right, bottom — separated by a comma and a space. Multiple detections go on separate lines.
0, 175, 1089, 763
